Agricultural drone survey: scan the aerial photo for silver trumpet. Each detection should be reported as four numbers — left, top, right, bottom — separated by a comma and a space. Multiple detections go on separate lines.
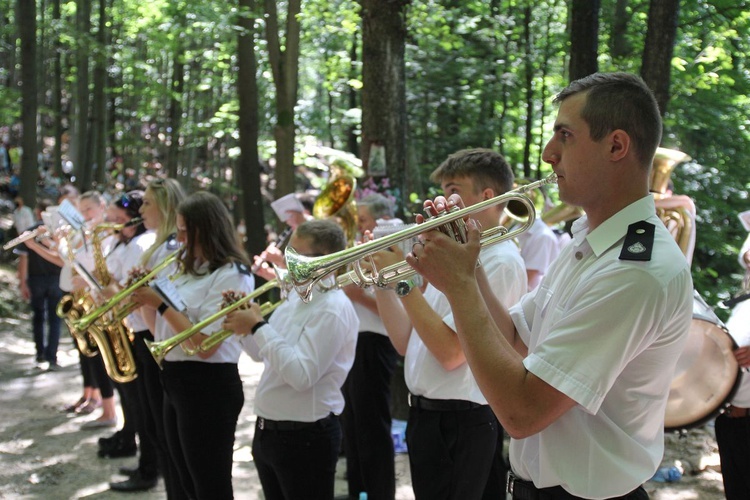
286, 173, 558, 302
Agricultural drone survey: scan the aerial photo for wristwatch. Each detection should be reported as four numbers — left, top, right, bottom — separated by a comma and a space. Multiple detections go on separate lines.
395, 278, 417, 298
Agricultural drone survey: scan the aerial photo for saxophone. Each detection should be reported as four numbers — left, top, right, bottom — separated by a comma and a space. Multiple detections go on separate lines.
59, 221, 142, 383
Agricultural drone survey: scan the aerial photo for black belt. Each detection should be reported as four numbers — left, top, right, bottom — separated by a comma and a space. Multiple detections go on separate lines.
256, 413, 336, 431
507, 472, 647, 500
408, 394, 484, 411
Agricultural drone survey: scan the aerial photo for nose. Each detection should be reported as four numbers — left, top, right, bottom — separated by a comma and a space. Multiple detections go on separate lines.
541, 139, 558, 166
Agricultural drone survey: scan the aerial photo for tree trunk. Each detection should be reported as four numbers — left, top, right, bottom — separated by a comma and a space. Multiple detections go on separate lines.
75, 0, 92, 189
611, 0, 631, 59
568, 0, 600, 81
346, 33, 359, 156
166, 9, 185, 179
359, 0, 412, 214
18, 0, 38, 206
641, 0, 679, 116
91, 0, 107, 188
522, 5, 533, 178
237, 0, 265, 256
264, 0, 301, 198
52, 0, 63, 177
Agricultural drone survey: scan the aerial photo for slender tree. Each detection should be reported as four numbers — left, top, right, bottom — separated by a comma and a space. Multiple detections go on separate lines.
568, 0, 600, 80
641, 0, 680, 116
264, 0, 301, 198
17, 0, 37, 205
237, 0, 265, 256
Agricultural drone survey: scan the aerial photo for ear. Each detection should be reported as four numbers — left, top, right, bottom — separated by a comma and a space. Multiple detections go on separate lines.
608, 130, 631, 162
482, 187, 495, 201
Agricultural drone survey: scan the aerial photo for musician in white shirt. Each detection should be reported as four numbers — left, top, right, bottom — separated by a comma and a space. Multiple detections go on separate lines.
223, 219, 359, 500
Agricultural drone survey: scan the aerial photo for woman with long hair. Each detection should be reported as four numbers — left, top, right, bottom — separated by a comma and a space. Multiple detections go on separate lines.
133, 191, 253, 499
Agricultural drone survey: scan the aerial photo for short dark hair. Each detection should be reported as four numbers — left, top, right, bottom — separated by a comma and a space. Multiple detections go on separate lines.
358, 193, 395, 219
294, 219, 347, 256
430, 148, 514, 196
178, 191, 250, 275
554, 72, 662, 168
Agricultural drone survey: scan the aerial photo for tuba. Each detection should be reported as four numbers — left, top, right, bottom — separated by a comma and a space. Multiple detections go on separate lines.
651, 147, 695, 263
313, 162, 358, 245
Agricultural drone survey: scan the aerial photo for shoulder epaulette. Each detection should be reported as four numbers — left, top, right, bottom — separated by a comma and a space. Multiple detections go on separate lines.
619, 220, 654, 261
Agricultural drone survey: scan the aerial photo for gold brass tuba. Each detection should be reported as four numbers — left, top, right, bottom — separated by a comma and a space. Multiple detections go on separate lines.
313, 162, 358, 245
651, 147, 694, 263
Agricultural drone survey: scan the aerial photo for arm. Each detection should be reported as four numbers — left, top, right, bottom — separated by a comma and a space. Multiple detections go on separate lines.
18, 253, 30, 300
475, 265, 528, 356
343, 284, 379, 315
408, 214, 576, 438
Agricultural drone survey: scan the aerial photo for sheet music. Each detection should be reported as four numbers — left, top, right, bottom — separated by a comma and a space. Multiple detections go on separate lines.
151, 276, 186, 312
58, 199, 86, 230
73, 262, 102, 291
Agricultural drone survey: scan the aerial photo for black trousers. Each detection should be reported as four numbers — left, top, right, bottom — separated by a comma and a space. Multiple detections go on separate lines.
132, 331, 188, 499
28, 274, 62, 363
406, 401, 498, 500
341, 331, 398, 500
252, 414, 342, 500
162, 360, 244, 500
89, 350, 114, 398
112, 330, 158, 478
716, 412, 750, 500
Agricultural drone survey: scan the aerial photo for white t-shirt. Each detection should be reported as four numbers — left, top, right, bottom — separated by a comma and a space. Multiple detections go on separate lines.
155, 261, 255, 364
509, 195, 693, 498
107, 231, 157, 333
405, 239, 527, 403
241, 282, 359, 422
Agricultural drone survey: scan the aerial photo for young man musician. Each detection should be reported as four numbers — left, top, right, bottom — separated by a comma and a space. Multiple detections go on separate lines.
408, 73, 693, 499
372, 149, 527, 499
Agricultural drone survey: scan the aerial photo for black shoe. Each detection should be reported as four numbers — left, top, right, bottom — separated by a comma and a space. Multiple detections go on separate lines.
118, 465, 139, 478
98, 442, 137, 458
109, 475, 158, 492
98, 431, 121, 449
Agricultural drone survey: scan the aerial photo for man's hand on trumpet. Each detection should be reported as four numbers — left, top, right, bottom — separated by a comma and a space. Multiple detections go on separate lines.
406, 194, 483, 297
223, 302, 264, 336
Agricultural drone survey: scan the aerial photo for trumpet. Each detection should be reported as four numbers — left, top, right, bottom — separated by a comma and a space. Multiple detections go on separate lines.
286, 173, 558, 302
71, 249, 181, 334
3, 226, 50, 250
146, 276, 285, 367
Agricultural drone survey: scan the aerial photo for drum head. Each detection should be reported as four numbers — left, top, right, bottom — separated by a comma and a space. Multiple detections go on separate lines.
664, 315, 740, 431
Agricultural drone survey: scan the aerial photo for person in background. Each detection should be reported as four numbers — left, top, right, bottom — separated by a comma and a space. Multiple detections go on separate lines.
17, 199, 62, 370
13, 195, 35, 234
406, 73, 693, 500
516, 211, 560, 291
224, 219, 359, 500
340, 193, 402, 500
716, 230, 750, 500
132, 191, 253, 499
372, 148, 527, 499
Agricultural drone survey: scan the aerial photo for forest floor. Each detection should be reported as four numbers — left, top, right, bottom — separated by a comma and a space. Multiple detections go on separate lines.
0, 263, 728, 499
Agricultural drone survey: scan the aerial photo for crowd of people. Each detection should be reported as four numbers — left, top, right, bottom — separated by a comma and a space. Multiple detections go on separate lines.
5, 71, 749, 500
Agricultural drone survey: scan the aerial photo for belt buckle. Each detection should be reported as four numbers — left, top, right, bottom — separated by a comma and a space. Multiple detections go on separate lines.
258, 417, 264, 430
408, 393, 414, 408
507, 474, 516, 495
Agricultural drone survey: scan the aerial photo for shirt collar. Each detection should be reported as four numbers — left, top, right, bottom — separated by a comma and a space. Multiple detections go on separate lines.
571, 195, 657, 257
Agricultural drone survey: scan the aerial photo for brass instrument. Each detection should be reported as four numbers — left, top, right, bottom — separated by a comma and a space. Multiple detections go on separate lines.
651, 147, 694, 262
313, 167, 358, 245
71, 249, 181, 334
287, 174, 558, 302
146, 273, 287, 367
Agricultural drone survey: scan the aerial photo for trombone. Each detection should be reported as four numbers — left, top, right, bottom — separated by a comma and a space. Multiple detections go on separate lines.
146, 276, 286, 367
286, 173, 558, 302
70, 249, 181, 334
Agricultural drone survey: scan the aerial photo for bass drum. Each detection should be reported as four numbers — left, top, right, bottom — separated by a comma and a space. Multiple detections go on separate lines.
664, 291, 740, 432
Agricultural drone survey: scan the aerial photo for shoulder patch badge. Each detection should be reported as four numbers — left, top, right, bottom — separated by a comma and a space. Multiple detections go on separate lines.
166, 233, 179, 250
235, 262, 252, 276
619, 220, 654, 261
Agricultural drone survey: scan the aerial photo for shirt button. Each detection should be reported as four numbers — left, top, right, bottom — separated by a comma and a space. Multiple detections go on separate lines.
575, 251, 583, 260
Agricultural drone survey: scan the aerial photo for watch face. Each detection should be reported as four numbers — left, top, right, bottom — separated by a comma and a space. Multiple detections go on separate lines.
396, 280, 413, 297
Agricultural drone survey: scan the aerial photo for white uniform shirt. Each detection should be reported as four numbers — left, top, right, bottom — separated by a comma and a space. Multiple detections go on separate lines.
517, 217, 560, 291
509, 195, 693, 498
352, 287, 388, 336
107, 231, 156, 332
155, 261, 255, 364
406, 240, 527, 403
145, 235, 182, 279
241, 284, 359, 422
726, 233, 750, 407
